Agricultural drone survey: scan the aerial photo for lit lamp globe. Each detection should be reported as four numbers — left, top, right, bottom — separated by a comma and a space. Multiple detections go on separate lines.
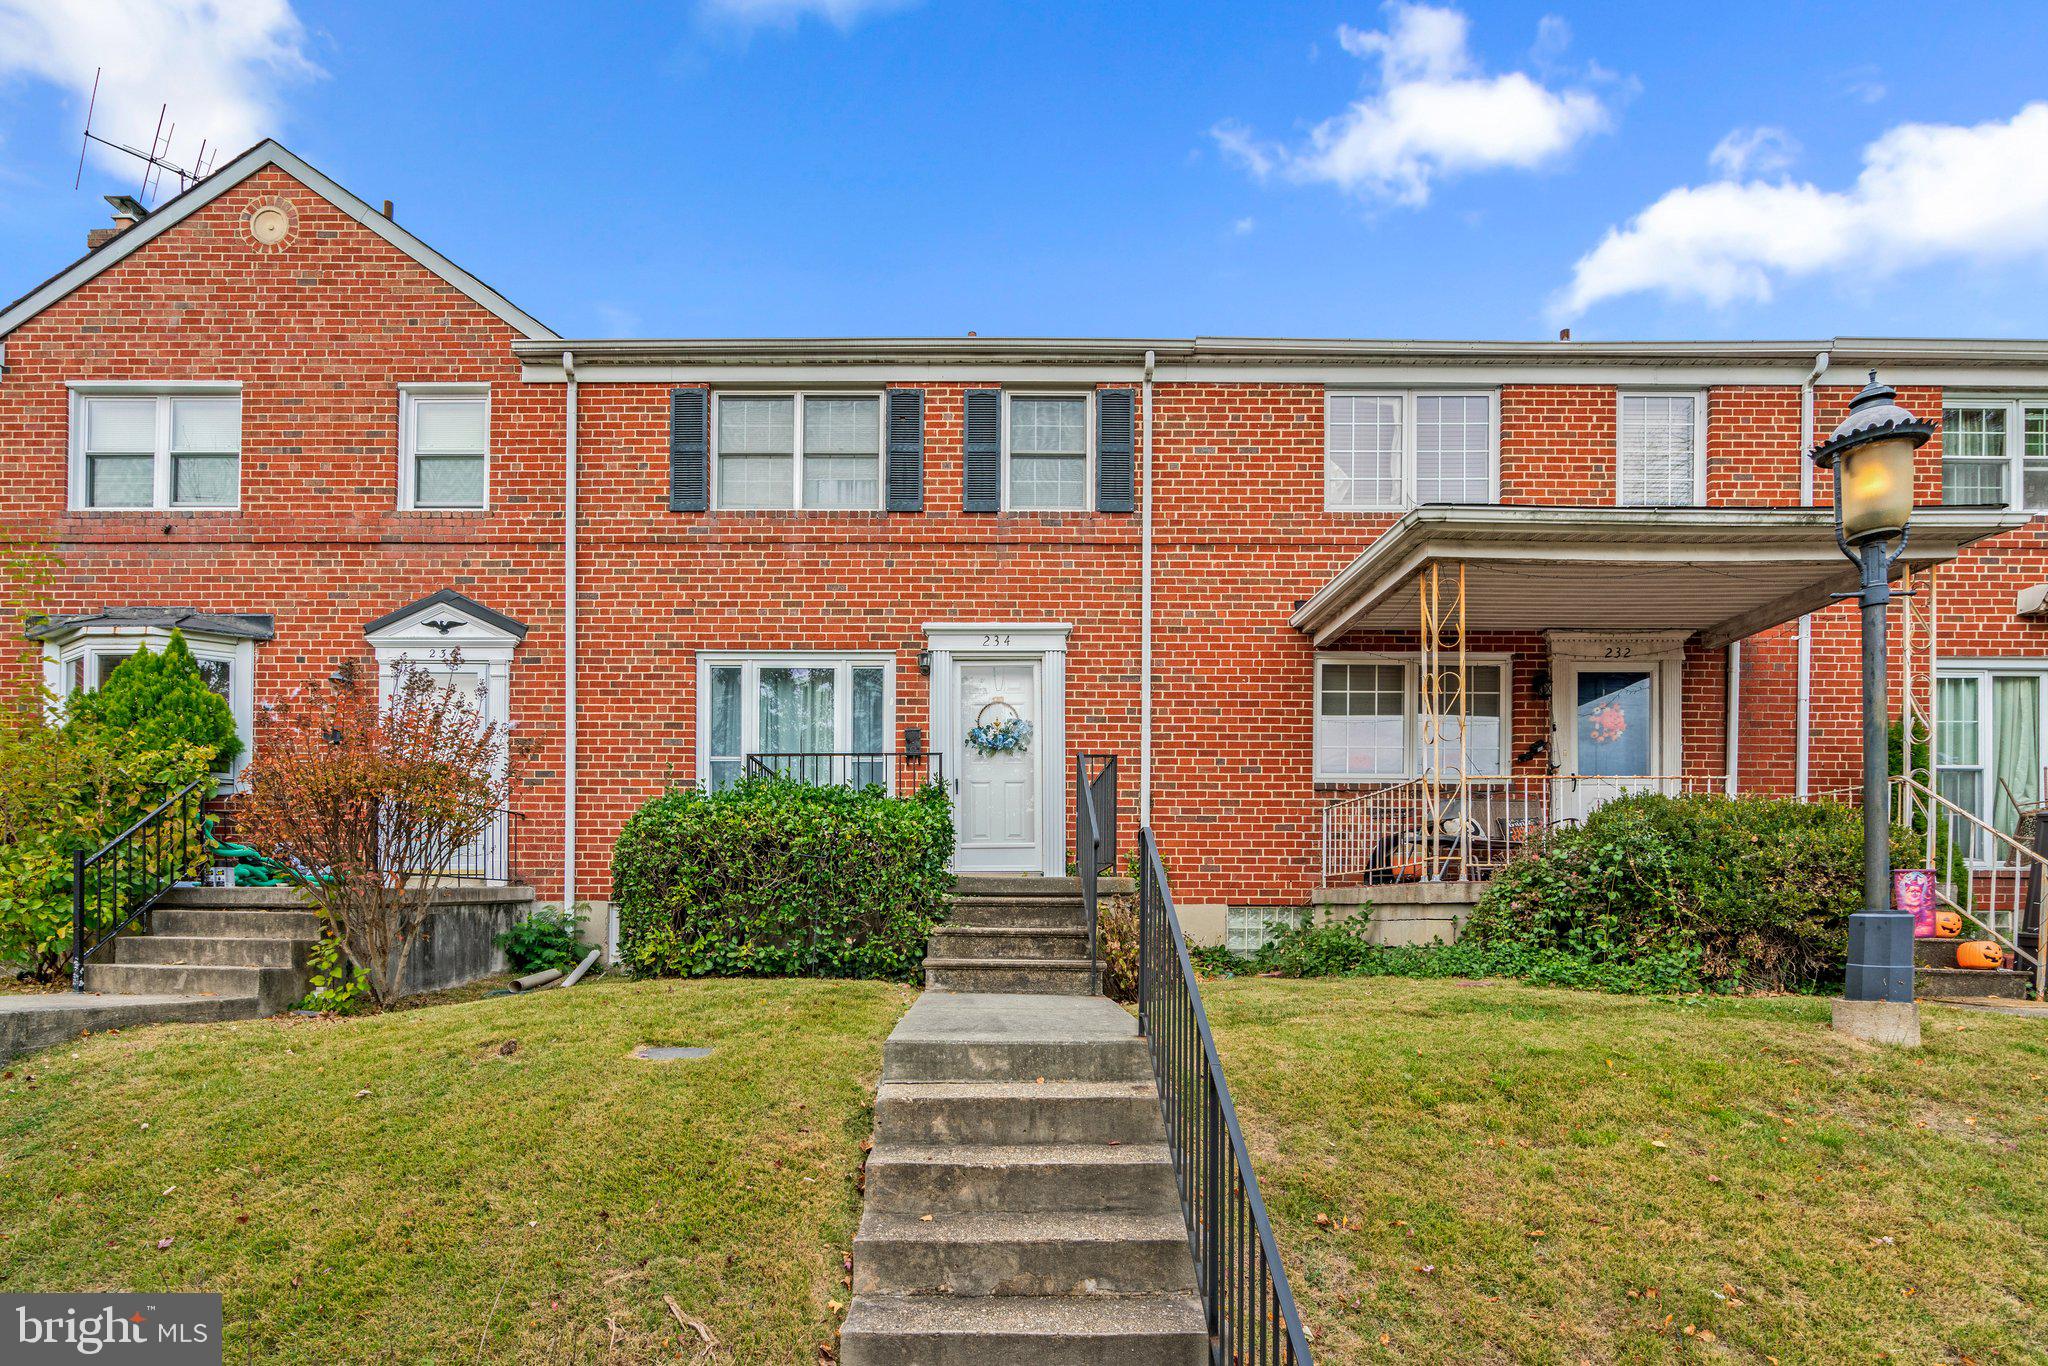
1811, 372, 1934, 543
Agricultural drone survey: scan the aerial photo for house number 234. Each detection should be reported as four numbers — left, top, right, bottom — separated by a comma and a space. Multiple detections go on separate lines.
980, 634, 1013, 647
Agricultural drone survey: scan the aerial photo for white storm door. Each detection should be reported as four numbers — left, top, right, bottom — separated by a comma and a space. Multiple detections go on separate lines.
954, 658, 1043, 872
1556, 665, 1659, 822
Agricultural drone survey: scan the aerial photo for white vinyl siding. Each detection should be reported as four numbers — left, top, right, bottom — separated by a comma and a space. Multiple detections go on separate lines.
1315, 654, 1510, 783
72, 389, 241, 510
1005, 393, 1089, 511
1326, 390, 1496, 512
400, 386, 490, 510
1617, 392, 1704, 507
713, 393, 882, 511
1942, 399, 2048, 511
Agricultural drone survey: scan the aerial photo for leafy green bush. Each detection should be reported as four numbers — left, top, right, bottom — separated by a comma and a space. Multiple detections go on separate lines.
1466, 792, 1917, 992
613, 777, 954, 982
296, 934, 369, 1014
496, 904, 590, 974
67, 630, 240, 768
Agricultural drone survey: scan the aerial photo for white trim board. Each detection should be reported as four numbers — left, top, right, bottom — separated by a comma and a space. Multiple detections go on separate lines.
0, 140, 554, 342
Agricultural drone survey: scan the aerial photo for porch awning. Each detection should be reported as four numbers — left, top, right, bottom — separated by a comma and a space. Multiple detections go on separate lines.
1290, 505, 2032, 648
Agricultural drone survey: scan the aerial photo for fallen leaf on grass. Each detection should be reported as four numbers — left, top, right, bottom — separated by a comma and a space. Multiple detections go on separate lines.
155, 1237, 173, 1251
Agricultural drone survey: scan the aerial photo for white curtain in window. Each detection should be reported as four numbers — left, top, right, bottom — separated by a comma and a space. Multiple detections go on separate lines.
718, 397, 795, 508
1942, 406, 2009, 506
85, 398, 155, 507
802, 397, 880, 508
1414, 395, 1489, 503
1618, 394, 1697, 506
1318, 662, 1406, 777
1992, 675, 2040, 836
411, 396, 487, 508
1418, 664, 1504, 775
1327, 395, 1401, 508
1009, 396, 1086, 509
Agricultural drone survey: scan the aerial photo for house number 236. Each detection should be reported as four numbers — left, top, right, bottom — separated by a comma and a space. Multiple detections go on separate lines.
981, 634, 1013, 647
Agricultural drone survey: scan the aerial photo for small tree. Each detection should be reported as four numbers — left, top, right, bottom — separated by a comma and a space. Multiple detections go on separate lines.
237, 655, 513, 1006
67, 630, 241, 768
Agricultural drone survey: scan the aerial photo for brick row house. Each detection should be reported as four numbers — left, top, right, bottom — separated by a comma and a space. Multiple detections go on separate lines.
6, 141, 2048, 956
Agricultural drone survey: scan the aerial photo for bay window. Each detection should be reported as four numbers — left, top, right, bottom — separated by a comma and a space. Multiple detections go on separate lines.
1325, 390, 1496, 512
698, 652, 895, 790
1315, 654, 1509, 783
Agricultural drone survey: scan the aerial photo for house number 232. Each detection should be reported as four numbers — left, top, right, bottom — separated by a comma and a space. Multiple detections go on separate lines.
980, 634, 1013, 648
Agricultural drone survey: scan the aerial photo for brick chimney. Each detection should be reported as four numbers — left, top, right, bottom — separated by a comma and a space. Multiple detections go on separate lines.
87, 195, 148, 250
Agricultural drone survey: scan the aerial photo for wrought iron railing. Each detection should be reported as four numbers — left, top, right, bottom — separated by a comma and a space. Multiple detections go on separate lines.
1894, 773, 2044, 995
388, 807, 525, 886
744, 751, 943, 798
71, 776, 211, 991
1074, 752, 1118, 995
1136, 826, 1313, 1365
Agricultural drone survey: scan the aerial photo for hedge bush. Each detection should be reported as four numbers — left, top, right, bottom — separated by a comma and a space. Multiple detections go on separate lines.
1466, 791, 1919, 992
613, 777, 953, 981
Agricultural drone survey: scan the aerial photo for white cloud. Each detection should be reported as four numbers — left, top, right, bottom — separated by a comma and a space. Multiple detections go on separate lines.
0, 0, 320, 188
1231, 216, 1257, 236
1708, 126, 1797, 178
1556, 103, 2048, 317
699, 0, 911, 28
1213, 2, 1612, 208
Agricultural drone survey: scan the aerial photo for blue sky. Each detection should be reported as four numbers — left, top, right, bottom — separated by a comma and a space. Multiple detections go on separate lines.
2, 0, 2045, 341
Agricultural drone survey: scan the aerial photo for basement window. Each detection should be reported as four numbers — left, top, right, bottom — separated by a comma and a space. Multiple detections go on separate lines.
70, 387, 241, 511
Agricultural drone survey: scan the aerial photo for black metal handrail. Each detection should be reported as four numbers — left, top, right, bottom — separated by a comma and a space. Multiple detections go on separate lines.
1137, 825, 1314, 1365
71, 776, 212, 991
1074, 752, 1118, 995
744, 751, 943, 798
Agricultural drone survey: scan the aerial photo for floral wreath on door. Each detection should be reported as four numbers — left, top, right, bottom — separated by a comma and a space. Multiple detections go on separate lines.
966, 699, 1033, 756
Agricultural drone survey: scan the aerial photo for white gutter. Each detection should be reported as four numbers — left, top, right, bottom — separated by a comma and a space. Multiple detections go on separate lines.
561, 350, 580, 920
1140, 348, 1156, 828
1796, 349, 1830, 798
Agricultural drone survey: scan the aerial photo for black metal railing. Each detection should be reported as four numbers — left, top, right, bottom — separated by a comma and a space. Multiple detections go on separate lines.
71, 776, 212, 991
387, 807, 525, 886
1137, 825, 1314, 1365
744, 751, 943, 798
1074, 752, 1119, 995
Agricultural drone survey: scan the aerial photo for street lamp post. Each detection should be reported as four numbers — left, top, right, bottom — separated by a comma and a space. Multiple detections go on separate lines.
1809, 372, 1936, 1046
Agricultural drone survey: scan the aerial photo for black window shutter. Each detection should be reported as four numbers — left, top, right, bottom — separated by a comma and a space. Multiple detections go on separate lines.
963, 389, 1002, 513
886, 389, 926, 512
1096, 388, 1136, 513
668, 388, 709, 512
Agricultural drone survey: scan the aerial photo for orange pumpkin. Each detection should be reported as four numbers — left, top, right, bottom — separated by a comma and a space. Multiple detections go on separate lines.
1956, 941, 2006, 971
1934, 910, 1964, 939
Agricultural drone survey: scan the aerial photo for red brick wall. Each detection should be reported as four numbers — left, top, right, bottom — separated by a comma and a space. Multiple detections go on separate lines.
11, 177, 2048, 913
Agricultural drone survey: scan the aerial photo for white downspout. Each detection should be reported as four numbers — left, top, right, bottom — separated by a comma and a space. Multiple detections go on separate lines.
561, 350, 580, 922
1140, 348, 1156, 829
1725, 641, 1740, 794
1796, 349, 1830, 798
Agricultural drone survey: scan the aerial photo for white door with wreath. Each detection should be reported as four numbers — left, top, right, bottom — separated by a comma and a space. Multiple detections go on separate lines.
955, 658, 1042, 872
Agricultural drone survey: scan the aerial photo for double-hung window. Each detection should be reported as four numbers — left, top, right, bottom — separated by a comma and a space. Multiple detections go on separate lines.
400, 386, 490, 510
699, 652, 894, 790
1941, 398, 2048, 510
1314, 654, 1509, 783
71, 388, 240, 510
713, 393, 883, 510
1006, 394, 1090, 510
1617, 392, 1704, 507
1936, 664, 2048, 858
1325, 391, 1496, 511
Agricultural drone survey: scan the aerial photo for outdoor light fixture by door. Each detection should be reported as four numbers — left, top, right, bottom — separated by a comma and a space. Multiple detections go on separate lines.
1809, 372, 1936, 1045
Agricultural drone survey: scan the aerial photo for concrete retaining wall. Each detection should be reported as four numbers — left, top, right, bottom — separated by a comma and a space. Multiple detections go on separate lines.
1310, 882, 1483, 947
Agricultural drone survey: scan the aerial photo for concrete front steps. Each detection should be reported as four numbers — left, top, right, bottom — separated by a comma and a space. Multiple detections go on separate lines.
79, 887, 320, 1017
1915, 936, 2031, 1001
841, 991, 1204, 1366
924, 876, 1132, 995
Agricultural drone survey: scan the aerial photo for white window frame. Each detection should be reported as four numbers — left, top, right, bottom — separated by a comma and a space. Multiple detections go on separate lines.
695, 650, 898, 789
41, 627, 256, 791
1941, 396, 2048, 512
1313, 650, 1514, 785
67, 382, 242, 512
398, 383, 492, 511
1003, 390, 1094, 512
1615, 390, 1708, 508
709, 391, 887, 512
1934, 658, 2048, 863
1323, 389, 1499, 513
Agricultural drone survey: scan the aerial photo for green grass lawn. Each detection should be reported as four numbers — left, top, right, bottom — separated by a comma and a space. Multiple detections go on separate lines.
1204, 978, 2048, 1364
0, 977, 913, 1363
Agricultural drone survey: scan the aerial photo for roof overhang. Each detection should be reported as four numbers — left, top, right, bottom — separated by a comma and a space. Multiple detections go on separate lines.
1290, 505, 2032, 650
25, 607, 275, 644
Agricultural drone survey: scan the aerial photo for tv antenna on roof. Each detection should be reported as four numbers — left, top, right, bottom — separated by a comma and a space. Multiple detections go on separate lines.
73, 68, 219, 205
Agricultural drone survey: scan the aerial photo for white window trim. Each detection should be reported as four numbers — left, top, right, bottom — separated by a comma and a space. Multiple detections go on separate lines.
1323, 389, 1500, 513
709, 391, 887, 512
67, 382, 243, 512
1942, 395, 2048, 512
41, 627, 256, 791
695, 650, 898, 789
1615, 389, 1709, 508
1934, 657, 2048, 864
1313, 650, 1514, 785
1002, 390, 1095, 513
398, 383, 491, 511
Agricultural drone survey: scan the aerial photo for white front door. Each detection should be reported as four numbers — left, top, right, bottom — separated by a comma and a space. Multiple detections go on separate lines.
954, 658, 1044, 872
1549, 633, 1688, 823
